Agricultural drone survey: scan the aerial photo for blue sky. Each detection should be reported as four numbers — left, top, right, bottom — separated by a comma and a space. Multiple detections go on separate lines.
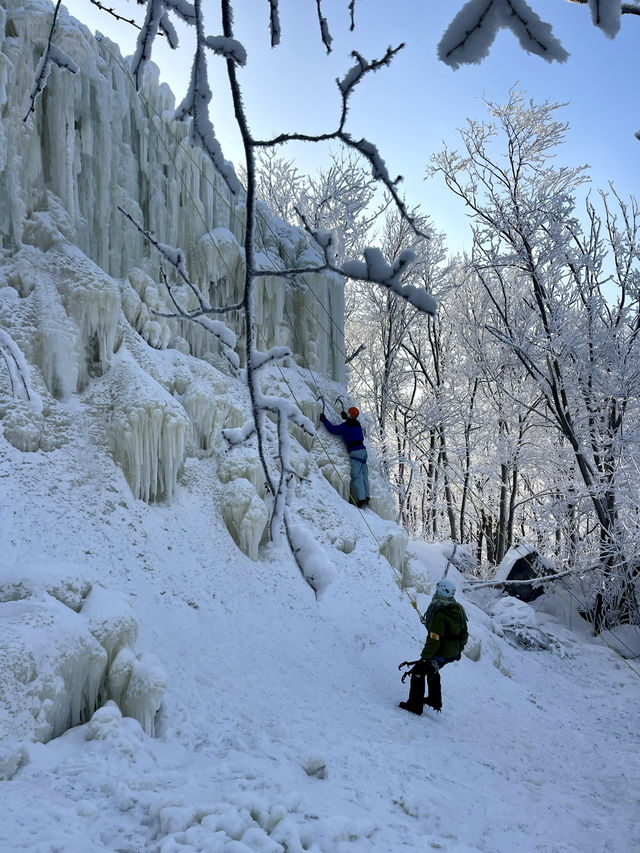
62, 0, 638, 254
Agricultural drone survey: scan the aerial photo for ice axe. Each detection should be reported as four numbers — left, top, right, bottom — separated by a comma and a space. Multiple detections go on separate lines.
398, 660, 420, 683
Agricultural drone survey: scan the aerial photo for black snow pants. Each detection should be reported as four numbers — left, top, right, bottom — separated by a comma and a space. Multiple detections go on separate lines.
405, 658, 446, 713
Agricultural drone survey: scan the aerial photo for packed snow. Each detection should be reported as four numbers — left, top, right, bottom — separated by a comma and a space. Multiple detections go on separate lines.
1, 2, 639, 852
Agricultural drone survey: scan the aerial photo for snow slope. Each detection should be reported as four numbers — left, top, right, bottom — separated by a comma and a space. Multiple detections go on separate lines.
1, 375, 639, 853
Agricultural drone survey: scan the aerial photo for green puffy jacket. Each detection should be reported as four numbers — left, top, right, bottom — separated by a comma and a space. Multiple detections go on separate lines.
421, 597, 468, 661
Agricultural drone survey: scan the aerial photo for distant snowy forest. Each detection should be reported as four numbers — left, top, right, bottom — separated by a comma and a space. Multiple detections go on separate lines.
6, 0, 640, 631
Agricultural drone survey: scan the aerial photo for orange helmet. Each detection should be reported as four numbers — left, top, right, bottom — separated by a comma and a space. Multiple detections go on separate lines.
348, 406, 360, 418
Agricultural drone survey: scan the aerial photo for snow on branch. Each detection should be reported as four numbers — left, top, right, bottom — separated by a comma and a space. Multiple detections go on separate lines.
252, 346, 292, 371
338, 45, 404, 97
117, 207, 240, 365
159, 12, 179, 48
222, 419, 256, 447
268, 0, 281, 46
315, 0, 333, 53
343, 248, 437, 314
585, 0, 622, 36
24, 0, 78, 122
297, 212, 436, 314
438, 0, 569, 69
173, 4, 244, 196
131, 0, 167, 88
0, 330, 42, 410
205, 35, 247, 65
118, 206, 195, 294
349, 0, 357, 30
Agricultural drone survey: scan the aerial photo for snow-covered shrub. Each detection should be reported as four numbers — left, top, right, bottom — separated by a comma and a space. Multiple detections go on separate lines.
491, 597, 554, 651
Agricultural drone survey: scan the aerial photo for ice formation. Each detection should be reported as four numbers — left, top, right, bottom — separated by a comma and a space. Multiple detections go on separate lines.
0, 568, 166, 746
0, 0, 345, 507
221, 477, 270, 561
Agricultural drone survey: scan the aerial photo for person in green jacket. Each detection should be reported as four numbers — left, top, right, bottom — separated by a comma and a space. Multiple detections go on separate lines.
399, 577, 468, 715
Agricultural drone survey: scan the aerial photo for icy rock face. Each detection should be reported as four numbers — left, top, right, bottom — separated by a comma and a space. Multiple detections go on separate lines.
0, 0, 344, 382
0, 576, 167, 745
0, 0, 346, 511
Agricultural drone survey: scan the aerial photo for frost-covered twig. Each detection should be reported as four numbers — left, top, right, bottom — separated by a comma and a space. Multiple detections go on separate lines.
253, 44, 428, 240
89, 0, 144, 32
462, 565, 599, 590
349, 0, 357, 30
117, 209, 240, 366
23, 0, 78, 122
130, 0, 195, 88
345, 343, 366, 364
567, 0, 640, 34
315, 0, 333, 53
117, 206, 203, 305
268, 0, 281, 46
172, 1, 244, 196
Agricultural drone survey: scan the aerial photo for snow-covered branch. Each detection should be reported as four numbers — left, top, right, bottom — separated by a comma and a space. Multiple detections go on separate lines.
315, 0, 333, 53
337, 45, 403, 97
268, 0, 281, 46
23, 0, 78, 122
222, 419, 256, 447
252, 346, 292, 371
438, 0, 569, 69
297, 211, 436, 315
116, 208, 240, 367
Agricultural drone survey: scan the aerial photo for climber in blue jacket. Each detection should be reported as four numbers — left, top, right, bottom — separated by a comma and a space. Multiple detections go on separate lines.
319, 406, 371, 508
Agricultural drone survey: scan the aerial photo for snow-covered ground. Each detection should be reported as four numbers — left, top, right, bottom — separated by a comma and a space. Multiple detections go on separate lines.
1, 397, 639, 853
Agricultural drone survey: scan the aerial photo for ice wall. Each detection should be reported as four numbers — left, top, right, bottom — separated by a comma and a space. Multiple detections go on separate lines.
0, 0, 345, 382
0, 0, 347, 516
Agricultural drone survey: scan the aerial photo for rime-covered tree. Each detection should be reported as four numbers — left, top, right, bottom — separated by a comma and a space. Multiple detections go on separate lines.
432, 91, 640, 626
